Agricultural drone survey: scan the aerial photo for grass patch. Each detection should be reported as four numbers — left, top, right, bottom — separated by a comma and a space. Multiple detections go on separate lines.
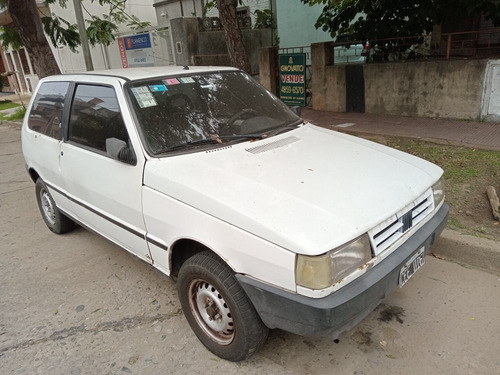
0, 106, 26, 122
384, 138, 500, 188
0, 100, 21, 111
373, 137, 500, 241
4, 106, 26, 121
447, 217, 466, 230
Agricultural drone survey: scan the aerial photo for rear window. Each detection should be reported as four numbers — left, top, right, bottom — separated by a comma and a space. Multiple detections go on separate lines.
28, 81, 69, 140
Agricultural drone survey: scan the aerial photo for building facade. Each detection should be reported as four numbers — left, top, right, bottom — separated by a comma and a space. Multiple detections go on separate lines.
0, 0, 274, 93
0, 0, 158, 93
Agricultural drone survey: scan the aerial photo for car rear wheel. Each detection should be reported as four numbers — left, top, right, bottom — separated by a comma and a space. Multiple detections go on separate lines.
177, 251, 268, 361
35, 179, 74, 234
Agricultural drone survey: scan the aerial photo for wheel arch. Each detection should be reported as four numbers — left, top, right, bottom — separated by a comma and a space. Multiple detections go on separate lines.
27, 167, 40, 184
169, 238, 230, 280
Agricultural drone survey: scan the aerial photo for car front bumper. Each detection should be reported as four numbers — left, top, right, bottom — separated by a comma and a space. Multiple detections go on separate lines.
236, 203, 449, 339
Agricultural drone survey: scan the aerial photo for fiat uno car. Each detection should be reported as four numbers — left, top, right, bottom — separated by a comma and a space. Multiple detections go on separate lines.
22, 66, 448, 361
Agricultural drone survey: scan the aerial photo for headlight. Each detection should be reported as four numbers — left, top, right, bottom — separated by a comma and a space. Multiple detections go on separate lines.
432, 177, 445, 207
296, 235, 372, 290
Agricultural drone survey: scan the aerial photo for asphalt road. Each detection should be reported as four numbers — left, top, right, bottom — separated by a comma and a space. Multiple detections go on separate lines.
1, 123, 499, 374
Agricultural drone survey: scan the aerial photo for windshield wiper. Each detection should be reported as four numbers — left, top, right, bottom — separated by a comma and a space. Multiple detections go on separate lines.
160, 134, 266, 153
266, 122, 302, 137
216, 134, 266, 141
162, 137, 221, 152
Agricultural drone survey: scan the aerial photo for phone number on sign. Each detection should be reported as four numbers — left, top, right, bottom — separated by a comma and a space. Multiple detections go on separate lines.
281, 86, 304, 94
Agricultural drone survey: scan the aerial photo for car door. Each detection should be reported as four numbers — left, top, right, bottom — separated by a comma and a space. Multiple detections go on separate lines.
59, 79, 150, 262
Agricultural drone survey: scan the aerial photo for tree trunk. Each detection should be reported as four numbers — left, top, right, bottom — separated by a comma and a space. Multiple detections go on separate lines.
216, 0, 251, 73
7, 0, 61, 78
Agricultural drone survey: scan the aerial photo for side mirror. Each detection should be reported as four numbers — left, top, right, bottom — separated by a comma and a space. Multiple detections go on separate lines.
106, 138, 137, 165
118, 147, 137, 165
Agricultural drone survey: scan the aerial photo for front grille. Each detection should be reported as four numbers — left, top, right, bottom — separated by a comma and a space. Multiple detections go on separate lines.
370, 192, 434, 255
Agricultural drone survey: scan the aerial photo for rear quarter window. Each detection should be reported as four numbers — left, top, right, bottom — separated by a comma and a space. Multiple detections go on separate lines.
28, 81, 69, 140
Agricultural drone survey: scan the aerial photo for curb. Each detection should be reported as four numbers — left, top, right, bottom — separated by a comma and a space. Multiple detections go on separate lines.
430, 229, 500, 276
0, 120, 23, 129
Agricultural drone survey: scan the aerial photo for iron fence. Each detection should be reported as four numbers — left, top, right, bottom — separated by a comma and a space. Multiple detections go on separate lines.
338, 28, 500, 62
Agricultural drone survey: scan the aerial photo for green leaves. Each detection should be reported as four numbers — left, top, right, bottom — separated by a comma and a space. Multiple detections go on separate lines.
254, 9, 273, 29
0, 26, 23, 51
126, 15, 151, 30
86, 18, 118, 46
41, 15, 80, 52
83, 0, 151, 46
1, 0, 151, 52
300, 0, 500, 40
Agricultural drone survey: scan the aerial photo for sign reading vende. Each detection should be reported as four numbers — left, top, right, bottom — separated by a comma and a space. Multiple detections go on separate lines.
279, 53, 306, 107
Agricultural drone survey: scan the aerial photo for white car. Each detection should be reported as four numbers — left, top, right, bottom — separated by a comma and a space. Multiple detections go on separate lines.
334, 34, 369, 63
22, 66, 448, 361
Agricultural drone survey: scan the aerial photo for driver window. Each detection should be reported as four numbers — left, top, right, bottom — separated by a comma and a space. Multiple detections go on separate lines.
69, 84, 129, 153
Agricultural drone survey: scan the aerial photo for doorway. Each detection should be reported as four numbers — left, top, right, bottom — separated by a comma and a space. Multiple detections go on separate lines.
345, 65, 365, 113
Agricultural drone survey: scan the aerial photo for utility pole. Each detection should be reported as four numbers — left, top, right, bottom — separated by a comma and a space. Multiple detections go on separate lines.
73, 0, 94, 71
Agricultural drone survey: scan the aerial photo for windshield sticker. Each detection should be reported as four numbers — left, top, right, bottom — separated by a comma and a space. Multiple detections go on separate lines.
149, 84, 167, 92
164, 78, 180, 85
131, 86, 157, 108
179, 77, 195, 84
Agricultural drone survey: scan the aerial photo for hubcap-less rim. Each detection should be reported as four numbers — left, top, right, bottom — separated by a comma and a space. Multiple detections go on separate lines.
40, 189, 56, 226
188, 279, 234, 345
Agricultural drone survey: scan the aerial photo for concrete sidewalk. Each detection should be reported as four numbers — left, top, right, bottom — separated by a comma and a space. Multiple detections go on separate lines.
0, 91, 31, 106
302, 108, 500, 151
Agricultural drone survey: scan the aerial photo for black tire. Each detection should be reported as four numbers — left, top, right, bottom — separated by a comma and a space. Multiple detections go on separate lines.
35, 179, 74, 234
177, 251, 269, 361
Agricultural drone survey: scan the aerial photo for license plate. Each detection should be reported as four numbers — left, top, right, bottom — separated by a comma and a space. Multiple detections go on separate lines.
399, 247, 425, 287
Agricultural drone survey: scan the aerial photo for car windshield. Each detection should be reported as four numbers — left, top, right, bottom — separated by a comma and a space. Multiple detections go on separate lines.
126, 70, 301, 154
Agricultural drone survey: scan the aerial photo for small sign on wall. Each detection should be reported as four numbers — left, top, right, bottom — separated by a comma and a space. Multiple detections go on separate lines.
279, 53, 306, 107
117, 33, 155, 68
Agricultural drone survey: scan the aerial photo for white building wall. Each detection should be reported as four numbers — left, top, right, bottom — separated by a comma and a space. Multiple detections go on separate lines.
275, 0, 331, 49
48, 0, 158, 73
205, 0, 271, 27
155, 0, 204, 22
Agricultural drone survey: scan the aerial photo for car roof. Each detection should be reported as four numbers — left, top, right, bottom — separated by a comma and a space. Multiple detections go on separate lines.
45, 66, 240, 82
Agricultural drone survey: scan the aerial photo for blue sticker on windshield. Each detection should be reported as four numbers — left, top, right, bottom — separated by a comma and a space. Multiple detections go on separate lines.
149, 84, 167, 92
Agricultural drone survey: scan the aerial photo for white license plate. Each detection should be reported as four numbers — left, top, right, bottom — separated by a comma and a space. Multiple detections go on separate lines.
399, 247, 425, 287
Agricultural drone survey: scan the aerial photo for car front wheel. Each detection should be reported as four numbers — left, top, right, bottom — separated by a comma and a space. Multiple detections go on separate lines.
177, 251, 269, 361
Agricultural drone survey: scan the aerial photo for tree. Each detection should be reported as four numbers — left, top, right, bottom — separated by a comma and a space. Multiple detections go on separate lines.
2, 0, 150, 78
301, 0, 500, 40
6, 0, 61, 77
215, 0, 251, 73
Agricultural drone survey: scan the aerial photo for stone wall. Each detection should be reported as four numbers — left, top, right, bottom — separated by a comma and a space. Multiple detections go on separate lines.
364, 60, 487, 119
171, 17, 273, 74
263, 42, 493, 121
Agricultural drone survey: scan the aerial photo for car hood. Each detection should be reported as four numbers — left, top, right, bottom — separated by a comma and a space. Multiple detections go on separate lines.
143, 124, 442, 255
